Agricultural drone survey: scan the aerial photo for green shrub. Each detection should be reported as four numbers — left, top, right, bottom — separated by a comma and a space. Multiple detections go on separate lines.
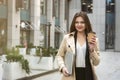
5, 47, 30, 74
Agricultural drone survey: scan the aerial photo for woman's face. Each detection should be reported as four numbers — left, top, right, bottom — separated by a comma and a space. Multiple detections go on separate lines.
75, 16, 86, 33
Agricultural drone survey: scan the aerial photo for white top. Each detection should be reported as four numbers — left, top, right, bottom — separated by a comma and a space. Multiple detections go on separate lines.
76, 40, 86, 67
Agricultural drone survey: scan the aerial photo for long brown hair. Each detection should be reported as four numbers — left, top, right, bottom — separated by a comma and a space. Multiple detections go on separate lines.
70, 11, 92, 33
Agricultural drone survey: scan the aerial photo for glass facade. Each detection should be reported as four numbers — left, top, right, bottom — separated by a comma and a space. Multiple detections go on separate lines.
0, 19, 7, 54
20, 0, 30, 46
40, 24, 47, 47
53, 0, 60, 18
0, 0, 7, 54
40, 0, 47, 47
105, 0, 115, 49
23, 0, 30, 10
0, 0, 7, 5
40, 0, 47, 15
20, 21, 31, 46
81, 0, 93, 13
55, 32, 60, 48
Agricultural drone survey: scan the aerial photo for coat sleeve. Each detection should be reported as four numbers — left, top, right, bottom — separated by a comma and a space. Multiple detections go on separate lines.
56, 35, 67, 72
90, 38, 100, 66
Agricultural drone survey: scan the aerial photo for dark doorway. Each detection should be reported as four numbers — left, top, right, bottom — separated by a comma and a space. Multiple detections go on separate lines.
105, 0, 115, 49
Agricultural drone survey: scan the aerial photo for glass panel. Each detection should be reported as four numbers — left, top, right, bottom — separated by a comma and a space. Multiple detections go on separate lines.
55, 32, 60, 48
0, 0, 8, 5
81, 0, 93, 13
40, 0, 47, 15
106, 0, 115, 13
20, 21, 31, 46
20, 9, 30, 21
40, 24, 47, 47
105, 0, 115, 49
0, 19, 7, 54
53, 0, 59, 17
23, 0, 30, 10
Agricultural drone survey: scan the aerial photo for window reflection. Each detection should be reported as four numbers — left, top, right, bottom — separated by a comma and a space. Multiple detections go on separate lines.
105, 0, 115, 49
20, 21, 30, 47
16, 0, 30, 10
106, 0, 115, 13
0, 0, 7, 5
40, 0, 47, 15
55, 32, 60, 48
53, 0, 59, 17
0, 19, 7, 54
40, 24, 46, 47
81, 0, 93, 13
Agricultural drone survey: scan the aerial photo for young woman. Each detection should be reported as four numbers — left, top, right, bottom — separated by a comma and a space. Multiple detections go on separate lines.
56, 11, 100, 80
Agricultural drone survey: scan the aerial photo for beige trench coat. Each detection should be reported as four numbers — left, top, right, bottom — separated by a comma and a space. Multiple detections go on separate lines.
56, 32, 100, 80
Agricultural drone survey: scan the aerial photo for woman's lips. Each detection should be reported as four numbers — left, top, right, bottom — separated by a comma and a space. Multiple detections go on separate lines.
77, 27, 83, 29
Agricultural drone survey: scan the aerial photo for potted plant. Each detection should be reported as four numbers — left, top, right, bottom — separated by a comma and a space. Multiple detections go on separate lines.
28, 46, 42, 70
48, 47, 58, 69
2, 47, 30, 80
27, 43, 36, 55
37, 47, 58, 70
16, 45, 26, 55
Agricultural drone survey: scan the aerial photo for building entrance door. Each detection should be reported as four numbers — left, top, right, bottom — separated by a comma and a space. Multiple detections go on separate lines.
105, 0, 115, 49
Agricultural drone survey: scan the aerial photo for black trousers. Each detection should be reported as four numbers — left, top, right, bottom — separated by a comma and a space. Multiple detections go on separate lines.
75, 67, 86, 80
75, 67, 94, 80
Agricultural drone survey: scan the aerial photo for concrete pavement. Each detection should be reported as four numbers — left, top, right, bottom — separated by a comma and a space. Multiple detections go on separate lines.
96, 51, 120, 80
32, 51, 120, 80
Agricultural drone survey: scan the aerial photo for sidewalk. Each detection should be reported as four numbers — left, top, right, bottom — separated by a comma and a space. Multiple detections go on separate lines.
30, 51, 120, 80
96, 51, 120, 80
1, 51, 120, 80
17, 69, 58, 80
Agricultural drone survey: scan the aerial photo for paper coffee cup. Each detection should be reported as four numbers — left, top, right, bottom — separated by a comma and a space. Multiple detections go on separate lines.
87, 32, 96, 43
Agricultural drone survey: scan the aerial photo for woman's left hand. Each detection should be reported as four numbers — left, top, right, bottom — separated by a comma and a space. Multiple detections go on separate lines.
88, 36, 96, 52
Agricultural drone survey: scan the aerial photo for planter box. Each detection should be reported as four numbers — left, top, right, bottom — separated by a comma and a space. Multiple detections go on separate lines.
0, 63, 3, 80
53, 57, 59, 69
19, 48, 26, 55
2, 62, 26, 80
30, 48, 36, 56
29, 56, 53, 70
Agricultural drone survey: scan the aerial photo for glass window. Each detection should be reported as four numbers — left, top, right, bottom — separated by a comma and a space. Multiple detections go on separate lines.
0, 19, 7, 54
16, 0, 30, 10
23, 0, 30, 10
0, 0, 7, 5
40, 0, 47, 15
40, 24, 47, 47
65, 0, 69, 20
106, 0, 115, 13
55, 32, 60, 48
81, 0, 93, 13
53, 0, 59, 17
20, 21, 31, 46
105, 0, 115, 49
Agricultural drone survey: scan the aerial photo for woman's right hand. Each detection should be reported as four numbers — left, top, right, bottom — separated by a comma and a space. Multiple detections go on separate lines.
62, 67, 70, 77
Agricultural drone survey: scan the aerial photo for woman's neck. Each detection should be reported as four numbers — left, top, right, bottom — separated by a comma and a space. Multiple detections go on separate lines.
77, 31, 86, 37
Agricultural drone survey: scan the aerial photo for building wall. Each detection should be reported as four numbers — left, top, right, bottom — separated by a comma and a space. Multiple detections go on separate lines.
92, 0, 106, 51
69, 0, 81, 28
1, 0, 120, 51
68, 0, 106, 51
115, 0, 120, 51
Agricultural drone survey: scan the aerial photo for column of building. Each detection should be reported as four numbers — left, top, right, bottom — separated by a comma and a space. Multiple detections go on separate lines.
47, 0, 55, 48
30, 0, 40, 46
59, 0, 65, 42
7, 0, 20, 48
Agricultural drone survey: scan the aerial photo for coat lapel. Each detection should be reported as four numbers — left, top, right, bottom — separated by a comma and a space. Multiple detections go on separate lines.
66, 32, 75, 53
